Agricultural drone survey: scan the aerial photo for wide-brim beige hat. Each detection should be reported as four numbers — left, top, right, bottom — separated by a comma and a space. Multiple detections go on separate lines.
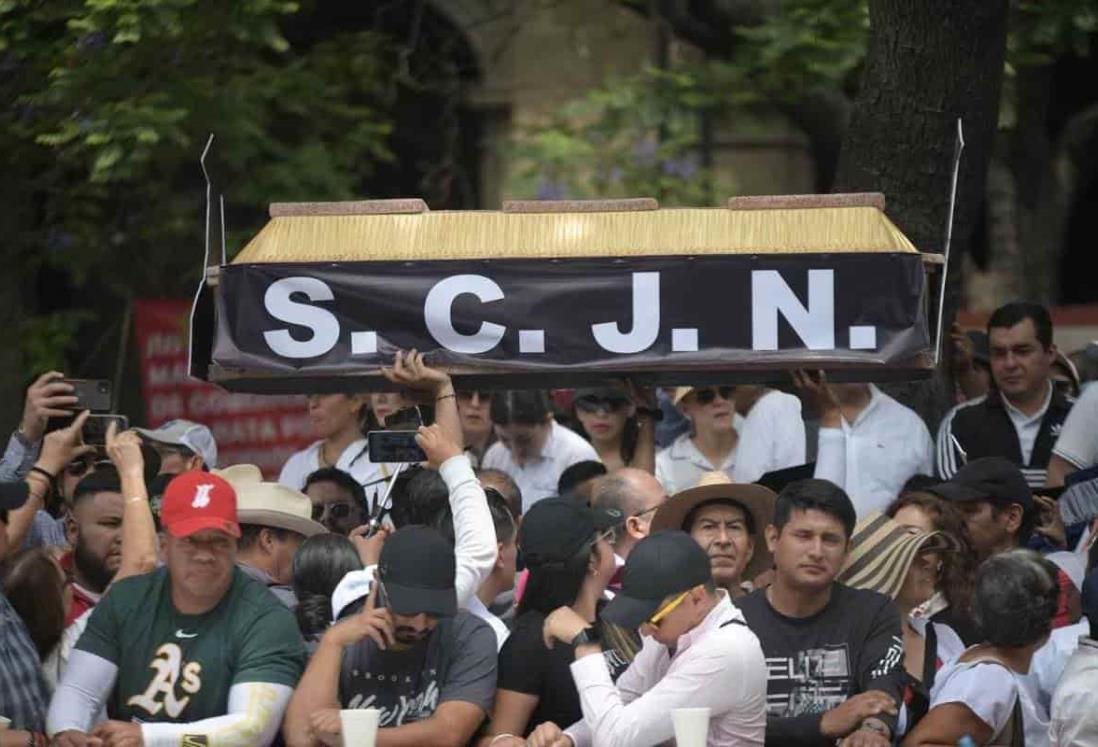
838, 511, 961, 599
213, 464, 327, 538
650, 471, 778, 581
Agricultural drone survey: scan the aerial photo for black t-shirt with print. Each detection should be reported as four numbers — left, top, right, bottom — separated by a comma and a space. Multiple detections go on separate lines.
496, 609, 633, 736
737, 582, 905, 747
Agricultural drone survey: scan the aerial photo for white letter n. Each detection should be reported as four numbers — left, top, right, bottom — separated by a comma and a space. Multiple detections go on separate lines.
751, 269, 835, 351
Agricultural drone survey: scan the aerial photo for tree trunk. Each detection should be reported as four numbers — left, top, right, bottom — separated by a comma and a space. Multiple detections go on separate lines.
831, 0, 1009, 429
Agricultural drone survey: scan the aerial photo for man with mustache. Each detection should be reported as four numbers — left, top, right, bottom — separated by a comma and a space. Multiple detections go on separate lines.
649, 472, 776, 597
283, 525, 498, 747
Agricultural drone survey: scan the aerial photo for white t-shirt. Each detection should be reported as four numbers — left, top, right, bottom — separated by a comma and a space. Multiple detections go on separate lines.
1053, 383, 1098, 469
731, 390, 806, 483
481, 421, 598, 512
930, 658, 1050, 747
466, 594, 510, 651
278, 438, 391, 509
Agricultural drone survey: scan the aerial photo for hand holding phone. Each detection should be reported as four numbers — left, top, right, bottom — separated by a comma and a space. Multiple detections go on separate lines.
367, 430, 427, 464
64, 379, 113, 412
414, 424, 462, 470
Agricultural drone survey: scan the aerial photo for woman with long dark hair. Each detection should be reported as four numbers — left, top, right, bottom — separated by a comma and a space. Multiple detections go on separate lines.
291, 534, 364, 650
571, 386, 657, 474
478, 497, 635, 746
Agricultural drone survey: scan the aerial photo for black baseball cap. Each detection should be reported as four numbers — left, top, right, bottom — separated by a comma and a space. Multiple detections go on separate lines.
602, 530, 712, 628
377, 526, 457, 617
0, 480, 30, 511
519, 497, 625, 569
929, 457, 1033, 512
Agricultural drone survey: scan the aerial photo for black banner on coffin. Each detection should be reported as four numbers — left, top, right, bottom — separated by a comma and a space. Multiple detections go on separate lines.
208, 252, 931, 392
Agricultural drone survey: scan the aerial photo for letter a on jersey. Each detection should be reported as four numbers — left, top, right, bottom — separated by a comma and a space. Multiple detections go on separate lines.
191, 484, 214, 508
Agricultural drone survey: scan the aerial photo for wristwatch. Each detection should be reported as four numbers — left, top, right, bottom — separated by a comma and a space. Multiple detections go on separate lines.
634, 406, 664, 421
570, 626, 603, 647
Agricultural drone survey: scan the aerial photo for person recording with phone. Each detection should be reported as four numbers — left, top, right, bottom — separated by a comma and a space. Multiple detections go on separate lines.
327, 351, 498, 623
282, 524, 498, 747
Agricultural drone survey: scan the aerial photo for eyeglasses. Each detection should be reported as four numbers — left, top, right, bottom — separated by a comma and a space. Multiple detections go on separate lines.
595, 527, 618, 546
646, 590, 691, 627
691, 387, 734, 405
457, 390, 493, 402
631, 503, 662, 520
574, 397, 627, 414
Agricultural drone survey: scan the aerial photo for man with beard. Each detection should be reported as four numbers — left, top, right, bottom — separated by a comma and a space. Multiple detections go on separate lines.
62, 468, 125, 625
649, 472, 777, 597
283, 525, 498, 747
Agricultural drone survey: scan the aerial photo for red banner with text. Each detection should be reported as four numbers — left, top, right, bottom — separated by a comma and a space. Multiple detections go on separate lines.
134, 299, 313, 478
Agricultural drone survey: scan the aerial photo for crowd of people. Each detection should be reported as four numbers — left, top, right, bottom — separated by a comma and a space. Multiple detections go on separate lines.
0, 299, 1096, 746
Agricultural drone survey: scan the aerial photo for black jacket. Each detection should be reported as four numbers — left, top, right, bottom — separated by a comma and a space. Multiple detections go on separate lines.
936, 384, 1074, 487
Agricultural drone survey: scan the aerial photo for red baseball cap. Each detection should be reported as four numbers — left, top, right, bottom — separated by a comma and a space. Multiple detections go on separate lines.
160, 471, 241, 539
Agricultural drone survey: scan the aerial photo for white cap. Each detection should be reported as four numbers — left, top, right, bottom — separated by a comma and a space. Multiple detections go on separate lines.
1047, 550, 1087, 592
135, 420, 218, 468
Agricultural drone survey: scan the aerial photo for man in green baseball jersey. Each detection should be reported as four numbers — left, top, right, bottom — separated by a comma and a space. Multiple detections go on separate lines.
47, 470, 307, 747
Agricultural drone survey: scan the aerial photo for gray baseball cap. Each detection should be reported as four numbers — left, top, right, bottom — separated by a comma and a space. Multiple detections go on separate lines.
135, 419, 218, 468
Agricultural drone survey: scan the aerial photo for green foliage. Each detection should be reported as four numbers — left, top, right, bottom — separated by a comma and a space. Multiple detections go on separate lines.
19, 311, 97, 374
0, 0, 395, 363
726, 0, 868, 103
508, 0, 869, 204
1010, 0, 1097, 66
508, 66, 730, 204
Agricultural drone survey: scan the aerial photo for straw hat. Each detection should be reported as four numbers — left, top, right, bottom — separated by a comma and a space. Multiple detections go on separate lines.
649, 471, 777, 581
672, 387, 695, 406
838, 512, 961, 599
213, 464, 326, 538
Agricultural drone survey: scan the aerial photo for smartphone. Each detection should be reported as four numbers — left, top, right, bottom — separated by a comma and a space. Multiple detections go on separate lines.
382, 406, 424, 431
65, 379, 112, 412
367, 430, 426, 463
83, 414, 129, 446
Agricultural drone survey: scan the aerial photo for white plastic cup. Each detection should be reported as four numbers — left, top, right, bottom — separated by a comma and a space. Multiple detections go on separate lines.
340, 708, 380, 747
672, 706, 711, 747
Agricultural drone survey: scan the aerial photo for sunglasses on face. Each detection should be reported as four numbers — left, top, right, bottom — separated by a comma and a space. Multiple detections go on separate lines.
457, 391, 493, 402
575, 397, 628, 414
312, 502, 356, 521
646, 589, 691, 627
691, 387, 735, 406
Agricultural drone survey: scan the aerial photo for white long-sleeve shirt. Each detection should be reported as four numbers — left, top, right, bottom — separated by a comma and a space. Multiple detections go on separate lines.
329, 454, 496, 618
564, 593, 767, 747
1050, 637, 1098, 747
814, 385, 933, 518
732, 390, 806, 483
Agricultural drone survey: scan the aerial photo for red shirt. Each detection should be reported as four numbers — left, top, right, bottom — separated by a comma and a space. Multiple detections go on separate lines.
60, 551, 102, 627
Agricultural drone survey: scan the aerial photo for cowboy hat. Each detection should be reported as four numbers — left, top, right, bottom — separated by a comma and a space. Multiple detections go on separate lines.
838, 511, 962, 600
649, 471, 777, 581
214, 464, 327, 538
